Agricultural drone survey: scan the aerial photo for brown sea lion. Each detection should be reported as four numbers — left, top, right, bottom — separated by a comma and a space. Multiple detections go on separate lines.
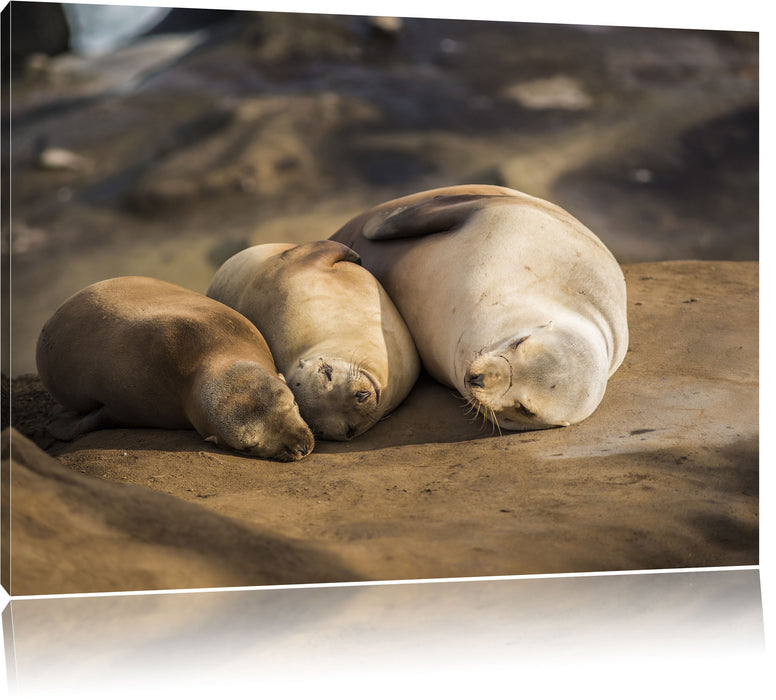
36, 276, 314, 461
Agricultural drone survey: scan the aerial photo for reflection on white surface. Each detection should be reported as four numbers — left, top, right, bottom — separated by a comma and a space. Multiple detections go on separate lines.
1, 568, 767, 698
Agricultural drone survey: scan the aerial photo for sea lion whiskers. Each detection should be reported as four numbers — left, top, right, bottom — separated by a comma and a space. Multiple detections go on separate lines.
460, 395, 480, 418
488, 406, 503, 437
462, 395, 499, 435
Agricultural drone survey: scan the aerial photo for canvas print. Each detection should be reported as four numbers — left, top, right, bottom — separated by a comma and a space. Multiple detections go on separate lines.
0, 2, 759, 596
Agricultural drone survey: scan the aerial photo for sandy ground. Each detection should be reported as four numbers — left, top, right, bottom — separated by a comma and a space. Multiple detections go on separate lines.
4, 259, 757, 595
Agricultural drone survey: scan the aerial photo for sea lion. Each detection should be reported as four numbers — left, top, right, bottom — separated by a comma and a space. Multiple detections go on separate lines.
206, 240, 420, 440
329, 184, 628, 431
35, 276, 314, 461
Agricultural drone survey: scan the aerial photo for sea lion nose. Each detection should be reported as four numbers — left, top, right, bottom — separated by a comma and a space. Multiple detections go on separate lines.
292, 441, 312, 459
466, 373, 485, 388
466, 354, 512, 395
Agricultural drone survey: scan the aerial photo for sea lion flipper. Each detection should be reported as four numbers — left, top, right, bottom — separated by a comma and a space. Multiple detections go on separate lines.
363, 194, 497, 241
281, 240, 361, 268
45, 406, 112, 441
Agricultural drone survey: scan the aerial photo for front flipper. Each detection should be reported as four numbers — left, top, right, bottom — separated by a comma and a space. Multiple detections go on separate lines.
280, 240, 361, 268
46, 406, 116, 441
363, 193, 502, 241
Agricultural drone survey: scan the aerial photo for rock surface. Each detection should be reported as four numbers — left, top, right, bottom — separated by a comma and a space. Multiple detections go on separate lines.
5, 260, 758, 594
1, 427, 357, 595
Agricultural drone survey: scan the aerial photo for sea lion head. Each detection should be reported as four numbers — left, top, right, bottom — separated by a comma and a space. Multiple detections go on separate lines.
463, 322, 609, 431
287, 356, 382, 441
198, 361, 314, 461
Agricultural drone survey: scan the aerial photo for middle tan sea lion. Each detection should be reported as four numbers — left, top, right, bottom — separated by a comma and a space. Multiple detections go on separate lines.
330, 185, 629, 431
207, 240, 420, 440
35, 276, 314, 461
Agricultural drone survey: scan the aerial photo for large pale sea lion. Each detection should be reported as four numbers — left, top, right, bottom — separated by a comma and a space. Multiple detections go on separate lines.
330, 185, 628, 431
207, 240, 420, 440
36, 276, 314, 461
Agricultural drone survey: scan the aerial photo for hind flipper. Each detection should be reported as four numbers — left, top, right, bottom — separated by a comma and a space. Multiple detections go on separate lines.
46, 406, 115, 441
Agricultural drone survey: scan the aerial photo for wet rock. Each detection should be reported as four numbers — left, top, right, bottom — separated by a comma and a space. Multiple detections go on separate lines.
36, 146, 93, 173
143, 7, 237, 37
8, 222, 49, 256
502, 75, 594, 110
368, 16, 404, 38
11, 31, 208, 106
553, 104, 759, 262
243, 12, 367, 70
6, 2, 70, 73
127, 92, 380, 212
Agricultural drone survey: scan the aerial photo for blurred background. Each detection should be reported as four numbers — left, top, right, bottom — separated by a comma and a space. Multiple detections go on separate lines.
1, 1, 759, 376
